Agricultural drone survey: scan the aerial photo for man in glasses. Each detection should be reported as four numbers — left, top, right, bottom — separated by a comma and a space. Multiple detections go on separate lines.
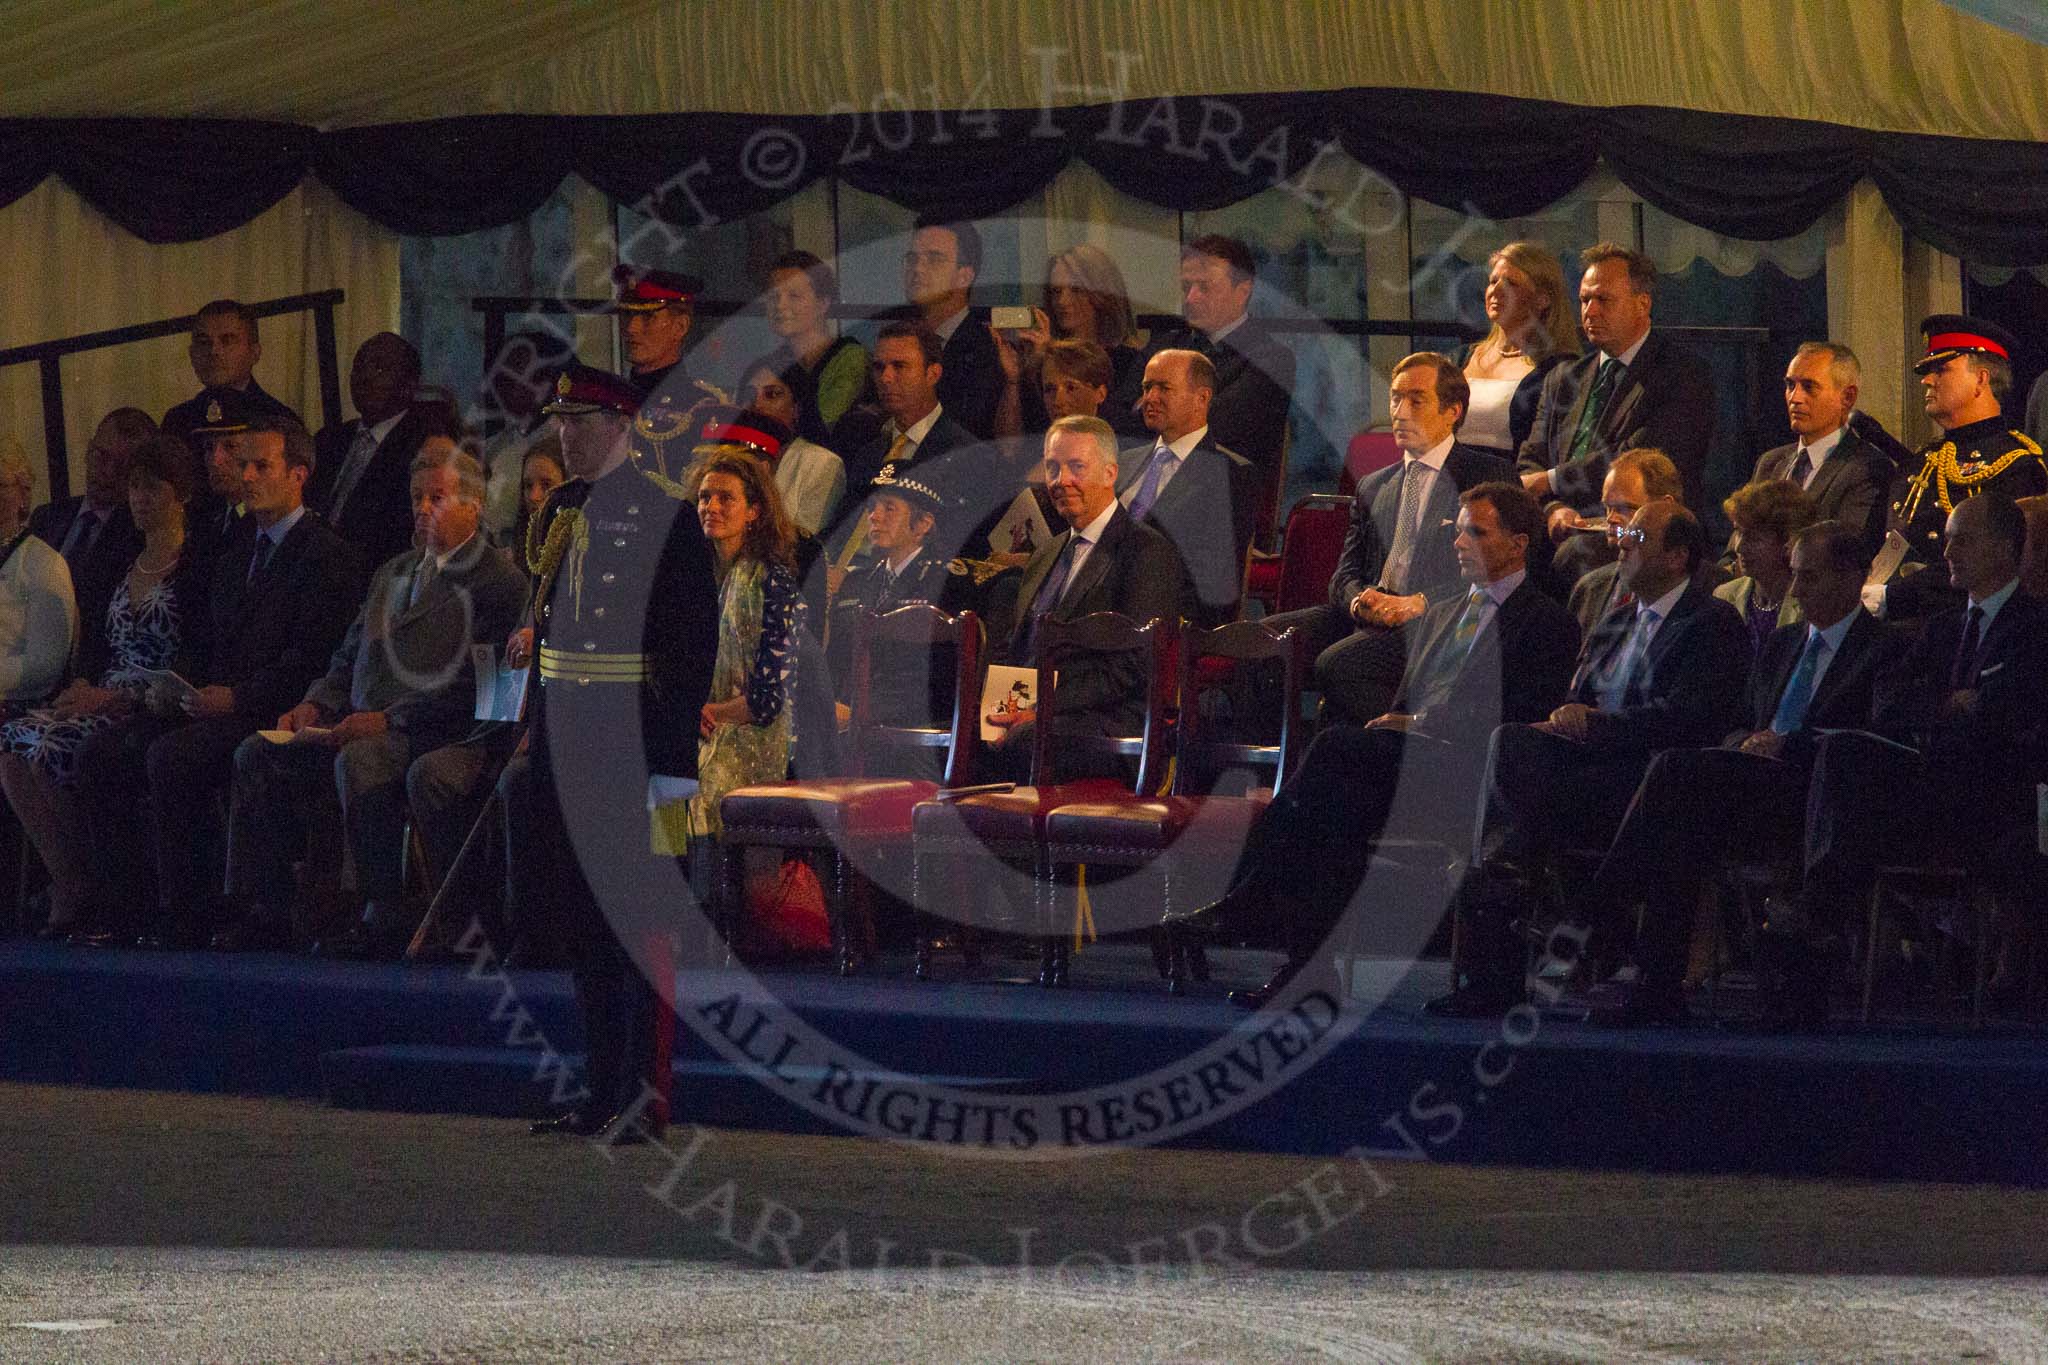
1563, 447, 1684, 633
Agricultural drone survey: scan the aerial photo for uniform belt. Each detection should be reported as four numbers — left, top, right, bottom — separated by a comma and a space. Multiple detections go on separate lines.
538, 645, 651, 682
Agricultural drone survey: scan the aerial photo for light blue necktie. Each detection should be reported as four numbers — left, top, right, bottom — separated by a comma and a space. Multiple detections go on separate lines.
1770, 631, 1828, 735
1126, 443, 1174, 520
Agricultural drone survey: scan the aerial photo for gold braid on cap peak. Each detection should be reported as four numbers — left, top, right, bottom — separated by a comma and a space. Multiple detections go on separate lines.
1900, 431, 2047, 523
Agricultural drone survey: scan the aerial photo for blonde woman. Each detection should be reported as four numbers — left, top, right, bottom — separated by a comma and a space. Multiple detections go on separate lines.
994, 243, 1149, 439
1459, 240, 1579, 457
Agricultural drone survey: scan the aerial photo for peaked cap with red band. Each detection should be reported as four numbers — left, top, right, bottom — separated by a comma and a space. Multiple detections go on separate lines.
1915, 313, 2021, 374
692, 405, 790, 460
611, 263, 705, 313
541, 362, 642, 417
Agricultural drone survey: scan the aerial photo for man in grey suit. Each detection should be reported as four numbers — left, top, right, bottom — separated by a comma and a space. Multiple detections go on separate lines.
986, 415, 1181, 773
1268, 352, 1512, 725
223, 440, 528, 957
1752, 342, 1894, 561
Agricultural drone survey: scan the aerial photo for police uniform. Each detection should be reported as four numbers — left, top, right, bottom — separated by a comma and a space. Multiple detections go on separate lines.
181, 388, 261, 571
510, 365, 719, 1143
1888, 315, 2048, 617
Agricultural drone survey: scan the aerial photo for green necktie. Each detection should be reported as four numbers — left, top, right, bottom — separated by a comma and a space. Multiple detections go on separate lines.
1565, 358, 1620, 466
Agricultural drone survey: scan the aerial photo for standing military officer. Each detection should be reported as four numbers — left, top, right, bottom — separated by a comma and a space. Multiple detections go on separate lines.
507, 364, 719, 1145
1879, 315, 2048, 619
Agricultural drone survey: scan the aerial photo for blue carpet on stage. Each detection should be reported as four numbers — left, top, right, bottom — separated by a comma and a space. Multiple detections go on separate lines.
3, 940, 2044, 1183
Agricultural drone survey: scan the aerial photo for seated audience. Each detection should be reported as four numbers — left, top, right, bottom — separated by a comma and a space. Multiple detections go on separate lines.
1121, 347, 1257, 628
742, 361, 846, 536
894, 216, 1003, 440
1265, 352, 1512, 726
1793, 491, 2048, 1022
993, 243, 1149, 441
0, 441, 77, 714
1458, 241, 1577, 459
75, 414, 366, 950
478, 328, 572, 541
1717, 478, 1819, 653
0, 437, 202, 939
311, 332, 453, 568
1564, 448, 1684, 633
30, 407, 151, 670
983, 416, 1179, 775
760, 249, 873, 447
1754, 342, 1893, 559
1437, 501, 1750, 1017
1584, 519, 1886, 1026
1170, 483, 1581, 1008
1517, 243, 1716, 585
221, 441, 526, 958
159, 299, 300, 452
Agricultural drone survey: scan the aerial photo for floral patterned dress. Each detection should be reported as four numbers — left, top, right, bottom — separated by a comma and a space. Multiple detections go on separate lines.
688, 556, 802, 838
0, 574, 189, 784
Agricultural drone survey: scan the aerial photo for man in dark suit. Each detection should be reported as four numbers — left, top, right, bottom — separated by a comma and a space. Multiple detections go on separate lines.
1171, 235, 1293, 512
159, 299, 300, 453
1583, 519, 1887, 1025
825, 322, 977, 557
1752, 342, 1893, 560
310, 333, 453, 569
30, 407, 151, 666
1792, 491, 2048, 1021
74, 414, 366, 949
1563, 448, 1685, 633
1170, 483, 1581, 1008
508, 365, 720, 1145
1517, 242, 1717, 582
894, 216, 1002, 440
1267, 352, 1513, 725
1119, 348, 1257, 628
985, 416, 1181, 771
1436, 501, 1752, 1016
221, 442, 527, 958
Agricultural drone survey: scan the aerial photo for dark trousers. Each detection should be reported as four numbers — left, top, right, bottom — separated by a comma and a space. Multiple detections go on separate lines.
145, 714, 260, 919
406, 726, 521, 942
1223, 725, 1482, 959
73, 713, 181, 931
1593, 746, 1807, 988
1263, 603, 1411, 728
226, 730, 421, 917
500, 743, 676, 1127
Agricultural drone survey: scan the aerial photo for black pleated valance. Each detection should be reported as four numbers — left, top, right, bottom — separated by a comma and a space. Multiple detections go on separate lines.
4, 88, 2046, 263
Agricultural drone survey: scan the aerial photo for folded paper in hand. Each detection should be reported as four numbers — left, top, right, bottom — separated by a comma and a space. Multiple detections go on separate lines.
473, 644, 530, 723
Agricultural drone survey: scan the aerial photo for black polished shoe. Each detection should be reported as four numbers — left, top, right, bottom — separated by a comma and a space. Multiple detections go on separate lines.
1161, 887, 1259, 938
1423, 985, 1522, 1019
595, 1109, 667, 1146
529, 1109, 605, 1137
209, 914, 292, 953
1585, 980, 1686, 1029
1227, 956, 1304, 1011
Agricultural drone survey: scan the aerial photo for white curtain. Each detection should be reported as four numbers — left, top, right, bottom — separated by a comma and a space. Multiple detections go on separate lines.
0, 179, 399, 502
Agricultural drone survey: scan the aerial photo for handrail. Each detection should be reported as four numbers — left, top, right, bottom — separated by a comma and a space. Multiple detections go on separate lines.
0, 289, 347, 500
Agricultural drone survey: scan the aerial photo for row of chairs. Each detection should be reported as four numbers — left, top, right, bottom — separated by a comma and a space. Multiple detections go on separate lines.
718, 605, 1314, 988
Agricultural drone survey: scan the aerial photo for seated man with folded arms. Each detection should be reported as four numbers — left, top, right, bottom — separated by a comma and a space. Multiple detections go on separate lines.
1581, 519, 1887, 1026
1437, 500, 1752, 1018
222, 441, 527, 958
1168, 483, 1580, 1009
1787, 490, 2048, 1027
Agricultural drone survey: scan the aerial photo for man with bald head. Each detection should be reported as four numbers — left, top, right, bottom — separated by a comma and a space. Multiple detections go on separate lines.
1120, 347, 1257, 627
311, 332, 455, 566
1434, 499, 1751, 1017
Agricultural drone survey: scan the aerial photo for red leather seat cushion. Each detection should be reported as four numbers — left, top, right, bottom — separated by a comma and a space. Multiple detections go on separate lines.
1044, 790, 1272, 858
911, 779, 1131, 845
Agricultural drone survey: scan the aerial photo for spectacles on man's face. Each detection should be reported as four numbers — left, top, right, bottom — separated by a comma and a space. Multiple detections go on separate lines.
1614, 525, 1650, 550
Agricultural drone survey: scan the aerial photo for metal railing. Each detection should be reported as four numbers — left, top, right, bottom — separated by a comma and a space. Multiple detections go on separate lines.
0, 290, 347, 499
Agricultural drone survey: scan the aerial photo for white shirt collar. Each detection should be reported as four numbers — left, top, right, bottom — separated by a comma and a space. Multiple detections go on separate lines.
895, 404, 943, 448
1638, 578, 1687, 624
1808, 606, 1859, 653
1156, 424, 1208, 461
1606, 330, 1650, 370
1481, 567, 1526, 606
260, 504, 307, 545
1071, 497, 1118, 546
427, 529, 476, 572
932, 307, 970, 345
1404, 433, 1456, 471
363, 410, 406, 445
1798, 425, 1845, 467
1205, 313, 1248, 348
1970, 575, 2021, 633
883, 544, 922, 577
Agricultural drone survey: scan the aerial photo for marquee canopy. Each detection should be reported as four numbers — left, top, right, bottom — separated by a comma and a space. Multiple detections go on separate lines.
4, 0, 2048, 262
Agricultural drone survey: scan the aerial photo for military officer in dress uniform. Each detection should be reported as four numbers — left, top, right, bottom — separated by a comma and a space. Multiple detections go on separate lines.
507, 363, 719, 1145
1878, 314, 2048, 619
612, 263, 707, 401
